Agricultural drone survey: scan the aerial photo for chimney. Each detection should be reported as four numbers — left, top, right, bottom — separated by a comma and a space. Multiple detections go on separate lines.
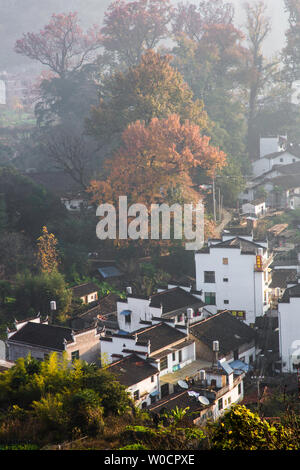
212, 340, 219, 367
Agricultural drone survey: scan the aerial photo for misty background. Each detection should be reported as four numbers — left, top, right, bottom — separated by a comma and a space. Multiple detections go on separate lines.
0, 0, 288, 71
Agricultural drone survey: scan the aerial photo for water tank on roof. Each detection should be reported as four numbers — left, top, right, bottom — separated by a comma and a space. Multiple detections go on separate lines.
126, 286, 132, 295
187, 308, 194, 319
213, 340, 219, 352
199, 370, 206, 381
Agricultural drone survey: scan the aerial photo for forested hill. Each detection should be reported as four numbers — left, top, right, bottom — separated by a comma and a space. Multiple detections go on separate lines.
0, 0, 111, 69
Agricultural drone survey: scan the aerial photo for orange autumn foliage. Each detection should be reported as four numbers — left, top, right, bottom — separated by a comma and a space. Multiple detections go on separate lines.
89, 114, 226, 207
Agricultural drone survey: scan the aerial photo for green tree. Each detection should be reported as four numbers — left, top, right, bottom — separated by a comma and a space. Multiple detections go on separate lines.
14, 271, 72, 321
207, 405, 298, 450
86, 50, 210, 149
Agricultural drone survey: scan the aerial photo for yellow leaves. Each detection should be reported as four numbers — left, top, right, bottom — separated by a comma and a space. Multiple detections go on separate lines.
36, 226, 60, 274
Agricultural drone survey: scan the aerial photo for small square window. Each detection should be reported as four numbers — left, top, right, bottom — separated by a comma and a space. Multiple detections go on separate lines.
172, 352, 176, 361
204, 271, 215, 283
71, 350, 79, 362
223, 258, 228, 265
223, 278, 228, 282
151, 375, 155, 383
133, 390, 140, 401
205, 292, 216, 305
224, 300, 229, 305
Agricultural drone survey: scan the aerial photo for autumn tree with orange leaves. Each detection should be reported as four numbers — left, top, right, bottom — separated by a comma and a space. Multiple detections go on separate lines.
89, 114, 226, 208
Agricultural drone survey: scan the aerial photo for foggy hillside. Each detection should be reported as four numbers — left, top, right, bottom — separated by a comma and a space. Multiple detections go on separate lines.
0, 0, 111, 69
0, 0, 288, 71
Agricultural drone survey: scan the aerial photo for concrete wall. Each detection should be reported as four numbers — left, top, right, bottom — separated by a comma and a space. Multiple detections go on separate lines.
195, 246, 268, 325
128, 373, 160, 408
252, 152, 300, 178
278, 297, 300, 373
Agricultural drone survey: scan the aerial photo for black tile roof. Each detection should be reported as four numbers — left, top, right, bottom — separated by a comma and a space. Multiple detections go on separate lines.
190, 311, 256, 355
269, 269, 297, 289
148, 389, 210, 417
134, 322, 188, 354
8, 322, 75, 351
71, 282, 99, 298
211, 237, 266, 255
107, 354, 158, 387
279, 283, 300, 303
149, 287, 204, 314
265, 175, 300, 190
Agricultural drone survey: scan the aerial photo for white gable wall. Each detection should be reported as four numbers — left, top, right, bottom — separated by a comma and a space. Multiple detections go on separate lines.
278, 297, 300, 373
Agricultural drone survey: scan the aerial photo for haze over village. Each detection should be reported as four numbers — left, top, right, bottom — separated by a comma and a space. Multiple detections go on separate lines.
2, 0, 300, 453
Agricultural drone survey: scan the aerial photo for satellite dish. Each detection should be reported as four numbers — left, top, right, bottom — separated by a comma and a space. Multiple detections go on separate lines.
178, 380, 189, 389
198, 396, 210, 406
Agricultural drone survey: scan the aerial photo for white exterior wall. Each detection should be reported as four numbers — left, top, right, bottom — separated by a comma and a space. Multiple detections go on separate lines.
128, 373, 160, 408
212, 379, 244, 421
242, 202, 266, 216
81, 292, 98, 304
117, 298, 161, 333
195, 247, 268, 325
158, 342, 196, 377
252, 152, 300, 178
100, 336, 149, 365
278, 297, 300, 373
260, 138, 281, 158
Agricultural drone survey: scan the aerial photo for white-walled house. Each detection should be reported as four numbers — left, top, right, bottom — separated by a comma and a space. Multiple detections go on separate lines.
190, 310, 257, 365
71, 282, 99, 305
278, 282, 300, 373
241, 199, 266, 217
100, 318, 196, 400
252, 137, 300, 178
195, 233, 273, 325
116, 286, 206, 334
107, 353, 160, 408
6, 317, 101, 364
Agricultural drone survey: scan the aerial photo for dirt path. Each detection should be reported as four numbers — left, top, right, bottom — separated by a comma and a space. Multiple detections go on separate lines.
216, 209, 232, 235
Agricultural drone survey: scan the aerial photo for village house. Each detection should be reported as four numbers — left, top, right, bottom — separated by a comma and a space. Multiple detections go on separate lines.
100, 318, 197, 399
195, 232, 273, 325
106, 353, 160, 408
115, 285, 206, 335
269, 269, 297, 307
252, 136, 300, 179
148, 359, 245, 424
278, 281, 300, 373
241, 198, 266, 218
6, 316, 101, 364
71, 293, 119, 331
189, 310, 257, 366
71, 282, 99, 305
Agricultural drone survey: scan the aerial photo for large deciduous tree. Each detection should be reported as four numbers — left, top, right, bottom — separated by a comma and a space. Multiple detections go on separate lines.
243, 1, 279, 160
89, 114, 226, 207
283, 0, 300, 83
172, 0, 234, 42
101, 0, 173, 66
86, 50, 210, 146
15, 12, 102, 78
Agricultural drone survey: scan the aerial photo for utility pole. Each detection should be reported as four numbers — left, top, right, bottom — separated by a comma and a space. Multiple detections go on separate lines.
212, 176, 216, 223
